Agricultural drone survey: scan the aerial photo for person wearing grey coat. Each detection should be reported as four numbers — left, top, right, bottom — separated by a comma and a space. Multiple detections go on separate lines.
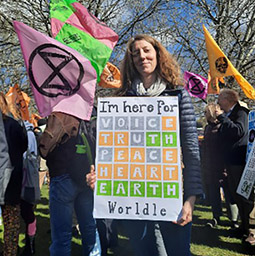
0, 111, 12, 205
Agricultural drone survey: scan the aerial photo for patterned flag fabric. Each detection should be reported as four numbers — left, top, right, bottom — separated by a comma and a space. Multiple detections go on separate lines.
203, 25, 255, 99
30, 113, 41, 128
5, 84, 30, 121
50, 0, 119, 82
207, 71, 220, 95
13, 21, 97, 120
99, 62, 121, 89
184, 71, 208, 99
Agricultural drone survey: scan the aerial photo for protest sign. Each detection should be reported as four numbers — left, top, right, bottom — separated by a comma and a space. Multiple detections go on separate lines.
237, 140, 255, 199
247, 110, 255, 160
94, 97, 183, 221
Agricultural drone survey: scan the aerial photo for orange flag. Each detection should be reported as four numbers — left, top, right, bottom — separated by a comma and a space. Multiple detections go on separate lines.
5, 84, 30, 121
98, 62, 121, 89
207, 71, 225, 94
30, 113, 41, 127
203, 25, 255, 99
207, 71, 220, 94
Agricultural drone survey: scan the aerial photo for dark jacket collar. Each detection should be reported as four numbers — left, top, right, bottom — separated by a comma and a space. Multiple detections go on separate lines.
229, 102, 249, 119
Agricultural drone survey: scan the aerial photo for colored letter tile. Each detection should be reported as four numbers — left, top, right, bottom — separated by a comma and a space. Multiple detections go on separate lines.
115, 132, 129, 146
98, 148, 113, 162
147, 182, 162, 198
163, 165, 178, 180
146, 148, 161, 163
162, 148, 177, 163
130, 181, 145, 197
130, 116, 144, 130
130, 148, 145, 163
146, 132, 161, 146
97, 164, 112, 179
146, 116, 160, 130
113, 181, 128, 197
97, 180, 112, 196
163, 182, 179, 198
146, 165, 161, 180
99, 132, 113, 146
162, 116, 176, 131
130, 164, 145, 180
114, 164, 129, 179
114, 148, 129, 162
115, 116, 129, 130
130, 132, 144, 146
162, 132, 177, 147
99, 116, 113, 130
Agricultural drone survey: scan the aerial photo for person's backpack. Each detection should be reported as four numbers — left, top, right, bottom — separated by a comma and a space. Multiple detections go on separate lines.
21, 122, 41, 204
21, 148, 41, 204
68, 114, 97, 186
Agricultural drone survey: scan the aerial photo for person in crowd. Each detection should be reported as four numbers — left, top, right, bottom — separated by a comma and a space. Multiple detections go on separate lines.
87, 34, 203, 256
34, 118, 50, 188
201, 103, 239, 228
0, 111, 12, 211
0, 92, 28, 256
39, 111, 100, 256
0, 111, 12, 229
96, 219, 118, 256
20, 120, 39, 256
215, 89, 255, 245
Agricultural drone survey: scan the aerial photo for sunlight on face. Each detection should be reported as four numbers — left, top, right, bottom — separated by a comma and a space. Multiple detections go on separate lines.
132, 40, 157, 80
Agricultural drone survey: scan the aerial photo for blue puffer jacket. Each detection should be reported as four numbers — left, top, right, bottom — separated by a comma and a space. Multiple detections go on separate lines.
126, 87, 203, 200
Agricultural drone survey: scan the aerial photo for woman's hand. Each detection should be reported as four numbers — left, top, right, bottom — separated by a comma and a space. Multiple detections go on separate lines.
175, 196, 196, 226
86, 165, 96, 190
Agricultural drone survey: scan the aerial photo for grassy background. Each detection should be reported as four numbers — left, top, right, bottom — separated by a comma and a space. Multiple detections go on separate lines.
0, 185, 255, 256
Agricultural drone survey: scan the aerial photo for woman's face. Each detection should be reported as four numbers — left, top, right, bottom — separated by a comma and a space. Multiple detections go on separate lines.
131, 39, 157, 79
204, 108, 211, 121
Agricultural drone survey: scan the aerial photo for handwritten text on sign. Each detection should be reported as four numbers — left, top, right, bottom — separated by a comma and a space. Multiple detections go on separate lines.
94, 97, 183, 221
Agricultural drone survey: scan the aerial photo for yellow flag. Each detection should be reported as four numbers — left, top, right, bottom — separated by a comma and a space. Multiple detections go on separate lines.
203, 25, 255, 99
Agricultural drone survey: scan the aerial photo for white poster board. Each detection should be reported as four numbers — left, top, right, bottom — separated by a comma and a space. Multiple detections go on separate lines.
237, 141, 255, 199
94, 97, 183, 221
246, 110, 255, 161
237, 109, 255, 199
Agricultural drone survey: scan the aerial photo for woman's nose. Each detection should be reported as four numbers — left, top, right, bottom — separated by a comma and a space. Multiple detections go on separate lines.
139, 50, 145, 59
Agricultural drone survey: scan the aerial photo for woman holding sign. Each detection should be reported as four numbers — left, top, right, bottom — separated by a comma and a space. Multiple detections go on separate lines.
88, 34, 203, 255
116, 35, 202, 255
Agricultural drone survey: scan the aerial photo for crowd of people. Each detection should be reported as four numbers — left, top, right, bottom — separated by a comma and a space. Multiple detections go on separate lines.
201, 89, 255, 246
0, 34, 254, 256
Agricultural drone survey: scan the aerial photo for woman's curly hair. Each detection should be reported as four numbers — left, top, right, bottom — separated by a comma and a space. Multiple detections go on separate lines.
116, 34, 183, 96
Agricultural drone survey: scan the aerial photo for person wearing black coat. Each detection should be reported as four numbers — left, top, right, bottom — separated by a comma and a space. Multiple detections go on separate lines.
201, 103, 238, 228
216, 89, 254, 245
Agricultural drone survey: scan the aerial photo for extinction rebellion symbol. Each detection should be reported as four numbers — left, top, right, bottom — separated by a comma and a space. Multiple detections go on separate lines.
28, 44, 84, 98
187, 75, 205, 96
215, 57, 228, 74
